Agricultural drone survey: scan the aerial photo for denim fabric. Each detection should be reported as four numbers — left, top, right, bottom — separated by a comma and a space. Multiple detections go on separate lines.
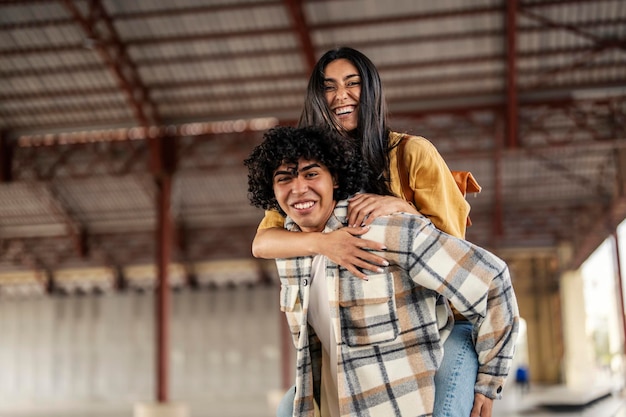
276, 322, 478, 417
276, 385, 296, 417
433, 321, 479, 417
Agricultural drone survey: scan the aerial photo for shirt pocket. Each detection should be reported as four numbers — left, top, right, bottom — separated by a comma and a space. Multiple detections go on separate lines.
280, 284, 303, 343
338, 273, 399, 347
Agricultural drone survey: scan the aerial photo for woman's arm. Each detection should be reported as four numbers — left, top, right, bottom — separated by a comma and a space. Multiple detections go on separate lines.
391, 134, 470, 239
347, 193, 418, 228
252, 226, 388, 279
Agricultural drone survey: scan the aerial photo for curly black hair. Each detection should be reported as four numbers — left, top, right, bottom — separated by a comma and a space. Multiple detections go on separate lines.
244, 125, 369, 215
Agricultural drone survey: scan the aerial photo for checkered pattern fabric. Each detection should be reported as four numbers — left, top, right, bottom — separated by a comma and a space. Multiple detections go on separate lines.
276, 200, 519, 417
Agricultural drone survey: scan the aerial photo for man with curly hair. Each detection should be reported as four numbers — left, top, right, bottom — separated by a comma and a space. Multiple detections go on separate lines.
245, 125, 519, 417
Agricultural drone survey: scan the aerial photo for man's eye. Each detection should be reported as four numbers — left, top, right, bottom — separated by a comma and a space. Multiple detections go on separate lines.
304, 172, 318, 179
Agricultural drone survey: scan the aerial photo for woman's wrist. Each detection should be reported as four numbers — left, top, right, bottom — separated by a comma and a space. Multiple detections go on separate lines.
306, 232, 325, 256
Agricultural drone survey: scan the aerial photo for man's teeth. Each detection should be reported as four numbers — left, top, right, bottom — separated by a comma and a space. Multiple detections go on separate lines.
294, 201, 314, 210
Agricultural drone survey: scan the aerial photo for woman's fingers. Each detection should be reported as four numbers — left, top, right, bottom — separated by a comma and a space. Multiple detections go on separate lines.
321, 228, 389, 280
348, 194, 417, 226
347, 194, 379, 226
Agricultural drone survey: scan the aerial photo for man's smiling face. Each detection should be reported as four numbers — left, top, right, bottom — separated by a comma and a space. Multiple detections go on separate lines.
273, 158, 337, 232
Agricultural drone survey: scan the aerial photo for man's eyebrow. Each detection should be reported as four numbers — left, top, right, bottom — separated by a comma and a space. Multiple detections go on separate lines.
273, 162, 321, 178
299, 163, 321, 171
273, 169, 293, 178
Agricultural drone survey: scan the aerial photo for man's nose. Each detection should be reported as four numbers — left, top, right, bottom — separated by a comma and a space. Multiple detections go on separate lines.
291, 176, 308, 193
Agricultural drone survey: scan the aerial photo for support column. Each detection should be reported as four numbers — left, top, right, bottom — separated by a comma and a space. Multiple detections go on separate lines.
513, 255, 564, 384
611, 231, 626, 387
134, 402, 188, 417
561, 269, 596, 387
135, 134, 185, 417
0, 131, 13, 183
156, 174, 173, 403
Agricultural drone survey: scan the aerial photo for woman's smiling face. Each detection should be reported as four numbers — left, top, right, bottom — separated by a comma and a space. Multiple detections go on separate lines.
323, 58, 361, 133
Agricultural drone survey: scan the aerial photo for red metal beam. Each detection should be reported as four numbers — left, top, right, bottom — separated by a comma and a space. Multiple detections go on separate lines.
0, 131, 12, 182
570, 197, 626, 269
61, 0, 159, 127
112, 0, 282, 20
283, 0, 317, 72
493, 117, 505, 243
155, 174, 173, 403
519, 6, 620, 46
40, 183, 89, 258
506, 0, 519, 149
150, 124, 177, 403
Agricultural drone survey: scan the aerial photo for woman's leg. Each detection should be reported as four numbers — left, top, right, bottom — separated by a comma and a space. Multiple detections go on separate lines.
275, 385, 296, 417
433, 321, 479, 417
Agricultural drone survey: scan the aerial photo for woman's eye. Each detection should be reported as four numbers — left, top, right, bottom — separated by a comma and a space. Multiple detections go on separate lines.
323, 84, 336, 92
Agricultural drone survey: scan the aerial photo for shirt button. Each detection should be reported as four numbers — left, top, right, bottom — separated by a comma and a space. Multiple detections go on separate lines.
303, 279, 308, 286
497, 386, 503, 394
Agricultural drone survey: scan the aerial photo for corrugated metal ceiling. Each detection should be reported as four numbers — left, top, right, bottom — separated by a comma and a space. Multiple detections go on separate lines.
0, 0, 625, 293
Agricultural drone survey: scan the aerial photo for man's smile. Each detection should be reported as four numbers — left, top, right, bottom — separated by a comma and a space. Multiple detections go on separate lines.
292, 201, 316, 210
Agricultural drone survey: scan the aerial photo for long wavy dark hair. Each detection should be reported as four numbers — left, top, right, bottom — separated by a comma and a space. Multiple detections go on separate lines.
244, 125, 369, 215
298, 46, 392, 196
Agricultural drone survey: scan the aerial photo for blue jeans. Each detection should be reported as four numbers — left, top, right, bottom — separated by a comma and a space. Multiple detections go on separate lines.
275, 322, 478, 417
433, 321, 478, 417
276, 385, 296, 417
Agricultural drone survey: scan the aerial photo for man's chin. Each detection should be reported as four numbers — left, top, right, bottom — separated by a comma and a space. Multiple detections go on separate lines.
294, 218, 323, 233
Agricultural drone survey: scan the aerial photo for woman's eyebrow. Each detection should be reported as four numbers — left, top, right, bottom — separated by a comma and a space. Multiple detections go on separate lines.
324, 73, 359, 83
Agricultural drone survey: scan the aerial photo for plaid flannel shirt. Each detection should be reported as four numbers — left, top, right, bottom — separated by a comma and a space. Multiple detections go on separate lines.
276, 200, 519, 417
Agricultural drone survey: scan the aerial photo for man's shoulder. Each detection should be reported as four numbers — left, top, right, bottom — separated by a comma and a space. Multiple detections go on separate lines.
367, 212, 433, 236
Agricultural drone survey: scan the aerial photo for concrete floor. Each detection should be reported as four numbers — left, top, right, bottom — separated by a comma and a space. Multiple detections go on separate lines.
0, 385, 623, 417
493, 384, 625, 417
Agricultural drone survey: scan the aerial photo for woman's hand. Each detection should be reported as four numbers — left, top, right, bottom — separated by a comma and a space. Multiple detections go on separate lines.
348, 193, 418, 227
317, 227, 389, 280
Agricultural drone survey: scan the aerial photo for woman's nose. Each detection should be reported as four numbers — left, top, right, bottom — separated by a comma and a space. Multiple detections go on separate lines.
336, 85, 348, 99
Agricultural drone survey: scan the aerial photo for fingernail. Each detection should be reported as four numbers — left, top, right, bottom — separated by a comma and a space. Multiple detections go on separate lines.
382, 261, 389, 266
377, 268, 384, 273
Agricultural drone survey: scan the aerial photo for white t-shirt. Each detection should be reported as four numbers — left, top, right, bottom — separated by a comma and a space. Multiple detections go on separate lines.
307, 254, 340, 417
